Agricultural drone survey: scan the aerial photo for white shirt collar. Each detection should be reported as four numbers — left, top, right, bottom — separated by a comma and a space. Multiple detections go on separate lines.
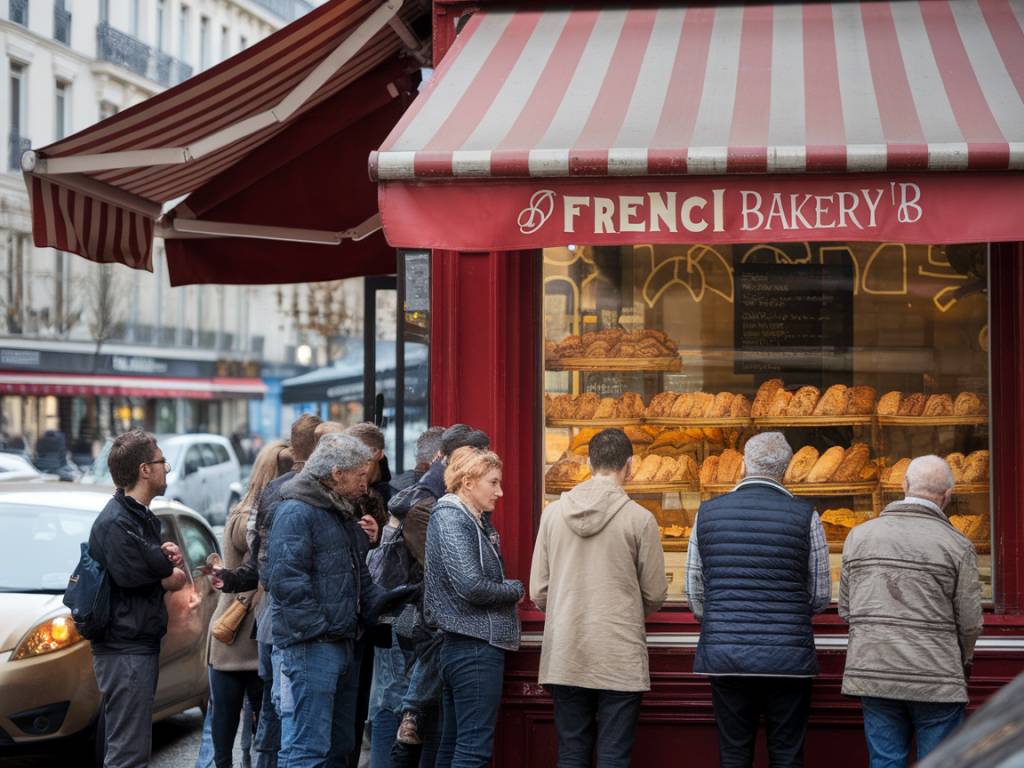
902, 495, 945, 517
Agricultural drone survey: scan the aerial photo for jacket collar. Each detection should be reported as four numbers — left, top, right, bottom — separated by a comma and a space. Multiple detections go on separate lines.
281, 472, 358, 521
881, 498, 950, 524
114, 488, 159, 531
734, 476, 795, 498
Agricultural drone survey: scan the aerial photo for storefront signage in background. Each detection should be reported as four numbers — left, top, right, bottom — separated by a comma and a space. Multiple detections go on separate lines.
378, 173, 1024, 250
734, 262, 853, 376
112, 356, 168, 374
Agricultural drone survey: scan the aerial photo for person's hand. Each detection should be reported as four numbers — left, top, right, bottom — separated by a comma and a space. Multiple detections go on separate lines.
161, 542, 184, 568
210, 567, 225, 591
359, 515, 379, 545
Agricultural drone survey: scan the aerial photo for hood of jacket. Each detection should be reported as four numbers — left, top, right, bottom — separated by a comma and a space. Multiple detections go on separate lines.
280, 471, 358, 521
558, 477, 632, 538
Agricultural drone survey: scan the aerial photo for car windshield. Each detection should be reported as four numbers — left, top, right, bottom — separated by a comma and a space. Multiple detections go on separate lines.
0, 504, 97, 592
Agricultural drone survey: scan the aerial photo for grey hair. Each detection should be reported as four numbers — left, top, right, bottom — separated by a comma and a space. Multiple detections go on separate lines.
302, 433, 373, 480
743, 432, 793, 479
905, 455, 955, 498
415, 426, 445, 465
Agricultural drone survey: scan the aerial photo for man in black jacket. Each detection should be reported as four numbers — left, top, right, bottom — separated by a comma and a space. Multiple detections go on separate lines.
88, 429, 186, 768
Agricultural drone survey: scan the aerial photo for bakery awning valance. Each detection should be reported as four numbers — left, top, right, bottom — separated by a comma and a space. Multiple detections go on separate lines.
373, 2, 1024, 251
0, 373, 267, 399
24, 0, 425, 285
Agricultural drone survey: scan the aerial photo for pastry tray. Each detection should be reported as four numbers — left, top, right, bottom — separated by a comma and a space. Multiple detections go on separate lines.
876, 415, 988, 426
701, 481, 878, 496
545, 480, 699, 494
880, 482, 989, 495
645, 417, 753, 428
546, 418, 644, 428
753, 415, 873, 427
546, 357, 682, 372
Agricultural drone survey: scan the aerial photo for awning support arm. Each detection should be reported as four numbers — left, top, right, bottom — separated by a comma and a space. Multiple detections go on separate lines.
158, 213, 382, 244
23, 0, 403, 177
28, 172, 164, 219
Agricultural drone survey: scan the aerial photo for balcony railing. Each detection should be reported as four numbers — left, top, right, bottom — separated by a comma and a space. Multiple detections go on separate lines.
96, 23, 194, 87
9, 0, 27, 26
53, 5, 71, 45
8, 134, 30, 172
249, 0, 313, 22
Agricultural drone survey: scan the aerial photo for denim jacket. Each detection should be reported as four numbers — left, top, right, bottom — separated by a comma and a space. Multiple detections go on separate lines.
424, 494, 523, 651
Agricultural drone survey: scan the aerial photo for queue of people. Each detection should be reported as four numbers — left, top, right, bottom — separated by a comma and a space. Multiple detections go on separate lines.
81, 422, 984, 768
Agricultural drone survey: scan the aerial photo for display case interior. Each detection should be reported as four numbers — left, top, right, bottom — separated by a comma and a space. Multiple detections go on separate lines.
542, 243, 992, 603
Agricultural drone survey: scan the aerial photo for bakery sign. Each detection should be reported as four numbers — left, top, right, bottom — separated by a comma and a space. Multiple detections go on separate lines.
377, 172, 1024, 250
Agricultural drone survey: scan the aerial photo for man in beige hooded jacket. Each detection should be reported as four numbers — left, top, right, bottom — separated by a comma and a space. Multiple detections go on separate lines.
530, 428, 667, 768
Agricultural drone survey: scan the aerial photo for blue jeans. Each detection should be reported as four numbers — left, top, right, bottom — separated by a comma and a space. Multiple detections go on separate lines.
435, 634, 505, 768
370, 709, 402, 768
278, 640, 360, 768
196, 667, 215, 768
401, 632, 443, 714
861, 696, 965, 767
254, 642, 280, 768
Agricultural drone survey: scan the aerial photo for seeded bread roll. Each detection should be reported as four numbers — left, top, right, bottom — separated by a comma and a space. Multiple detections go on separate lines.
847, 386, 878, 415
634, 454, 663, 483
877, 391, 902, 416
831, 443, 871, 482
887, 458, 912, 485
576, 392, 600, 419
785, 386, 821, 417
689, 392, 716, 419
730, 394, 752, 418
699, 456, 720, 486
898, 393, 926, 416
594, 398, 617, 419
945, 452, 966, 483
962, 450, 989, 483
812, 385, 850, 417
751, 378, 785, 417
806, 445, 846, 483
716, 449, 744, 484
953, 391, 984, 416
766, 389, 794, 417
669, 393, 695, 419
784, 446, 819, 484
646, 392, 678, 418
710, 392, 736, 418
923, 394, 954, 417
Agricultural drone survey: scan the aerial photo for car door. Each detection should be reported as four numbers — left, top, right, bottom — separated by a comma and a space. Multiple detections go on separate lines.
155, 513, 219, 709
198, 443, 221, 520
178, 445, 207, 516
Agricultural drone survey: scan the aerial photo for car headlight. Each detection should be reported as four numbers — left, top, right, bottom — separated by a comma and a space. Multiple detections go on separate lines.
12, 615, 83, 660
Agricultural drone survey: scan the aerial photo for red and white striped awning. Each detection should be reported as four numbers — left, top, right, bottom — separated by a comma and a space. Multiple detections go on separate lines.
24, 0, 423, 280
372, 1, 1024, 180
0, 373, 267, 400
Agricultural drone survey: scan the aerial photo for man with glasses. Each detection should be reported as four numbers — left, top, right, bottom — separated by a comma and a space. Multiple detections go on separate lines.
88, 429, 187, 767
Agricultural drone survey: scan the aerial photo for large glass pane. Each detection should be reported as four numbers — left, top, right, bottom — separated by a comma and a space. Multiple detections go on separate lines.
541, 243, 992, 603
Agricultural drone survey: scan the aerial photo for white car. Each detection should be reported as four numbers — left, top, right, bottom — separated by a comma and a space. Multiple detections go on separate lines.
82, 435, 242, 525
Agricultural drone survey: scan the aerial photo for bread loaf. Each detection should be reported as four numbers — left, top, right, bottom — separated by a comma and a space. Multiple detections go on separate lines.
646, 392, 678, 418
654, 457, 678, 482
805, 446, 845, 483
858, 463, 878, 481
887, 458, 912, 485
923, 394, 954, 417
617, 392, 645, 419
699, 456, 720, 486
623, 425, 653, 445
730, 394, 752, 418
689, 392, 716, 419
812, 385, 850, 416
953, 391, 984, 416
576, 392, 600, 419
669, 393, 695, 419
785, 386, 821, 416
672, 454, 699, 484
710, 392, 735, 418
945, 452, 966, 483
633, 455, 663, 482
594, 398, 617, 419
766, 389, 794, 417
716, 449, 744, 484
877, 391, 902, 416
751, 378, 785, 417
784, 446, 820, 484
962, 450, 989, 483
831, 443, 871, 482
898, 393, 926, 416
846, 386, 878, 415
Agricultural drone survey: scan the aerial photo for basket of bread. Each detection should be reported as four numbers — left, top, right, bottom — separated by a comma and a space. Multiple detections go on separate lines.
751, 379, 877, 425
545, 329, 680, 371
879, 450, 989, 493
545, 391, 646, 425
876, 391, 988, 424
645, 391, 753, 427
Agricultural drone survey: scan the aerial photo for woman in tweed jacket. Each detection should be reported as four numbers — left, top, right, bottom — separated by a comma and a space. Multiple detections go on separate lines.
424, 447, 523, 768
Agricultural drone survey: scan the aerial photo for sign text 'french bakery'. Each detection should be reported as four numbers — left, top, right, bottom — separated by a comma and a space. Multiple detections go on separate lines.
521, 184, 924, 237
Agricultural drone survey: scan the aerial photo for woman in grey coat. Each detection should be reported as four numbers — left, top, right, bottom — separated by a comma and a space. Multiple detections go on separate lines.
423, 447, 523, 768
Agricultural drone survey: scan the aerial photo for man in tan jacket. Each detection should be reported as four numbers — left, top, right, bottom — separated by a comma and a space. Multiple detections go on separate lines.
840, 454, 984, 767
530, 428, 667, 768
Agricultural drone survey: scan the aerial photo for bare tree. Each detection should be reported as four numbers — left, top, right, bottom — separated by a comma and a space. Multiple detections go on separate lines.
276, 281, 359, 363
87, 264, 124, 363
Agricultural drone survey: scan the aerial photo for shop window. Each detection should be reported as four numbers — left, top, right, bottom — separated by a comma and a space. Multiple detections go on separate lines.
542, 243, 992, 604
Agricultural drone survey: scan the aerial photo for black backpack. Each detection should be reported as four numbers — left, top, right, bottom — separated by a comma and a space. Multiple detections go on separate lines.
367, 522, 416, 590
62, 543, 112, 641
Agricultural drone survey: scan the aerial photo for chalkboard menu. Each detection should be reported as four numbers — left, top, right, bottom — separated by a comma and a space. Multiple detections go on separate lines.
734, 262, 854, 375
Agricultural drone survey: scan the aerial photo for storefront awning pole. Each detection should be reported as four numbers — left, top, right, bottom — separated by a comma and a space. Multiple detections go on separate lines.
23, 0, 404, 177
159, 213, 382, 244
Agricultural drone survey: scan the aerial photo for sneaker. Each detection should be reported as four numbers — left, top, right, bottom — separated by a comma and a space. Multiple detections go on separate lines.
396, 711, 422, 745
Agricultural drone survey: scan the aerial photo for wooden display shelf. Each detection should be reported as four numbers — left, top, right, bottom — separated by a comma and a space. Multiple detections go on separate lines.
546, 418, 643, 428
880, 482, 989, 495
662, 537, 690, 552
645, 416, 753, 428
701, 481, 878, 496
546, 357, 682, 372
753, 415, 873, 427
545, 480, 698, 494
876, 415, 988, 426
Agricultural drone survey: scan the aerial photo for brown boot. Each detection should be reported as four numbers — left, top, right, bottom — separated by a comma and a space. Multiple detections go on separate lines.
396, 710, 421, 745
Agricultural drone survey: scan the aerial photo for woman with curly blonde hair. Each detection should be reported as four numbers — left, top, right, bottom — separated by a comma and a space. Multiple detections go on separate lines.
424, 446, 523, 767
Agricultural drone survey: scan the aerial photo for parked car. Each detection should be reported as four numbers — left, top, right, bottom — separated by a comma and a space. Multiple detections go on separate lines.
82, 434, 242, 525
0, 454, 46, 483
0, 485, 220, 761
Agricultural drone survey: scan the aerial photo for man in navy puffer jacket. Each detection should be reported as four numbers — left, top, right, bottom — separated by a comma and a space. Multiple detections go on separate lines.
687, 431, 831, 768
266, 433, 400, 768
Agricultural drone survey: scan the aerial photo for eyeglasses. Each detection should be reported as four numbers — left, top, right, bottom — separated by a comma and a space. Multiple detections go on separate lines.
142, 459, 171, 471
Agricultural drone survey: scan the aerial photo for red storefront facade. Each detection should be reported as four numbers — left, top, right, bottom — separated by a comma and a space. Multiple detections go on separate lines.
375, 2, 1024, 765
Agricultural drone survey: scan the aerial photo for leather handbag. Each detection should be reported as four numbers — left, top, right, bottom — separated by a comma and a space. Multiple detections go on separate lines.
212, 593, 252, 645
